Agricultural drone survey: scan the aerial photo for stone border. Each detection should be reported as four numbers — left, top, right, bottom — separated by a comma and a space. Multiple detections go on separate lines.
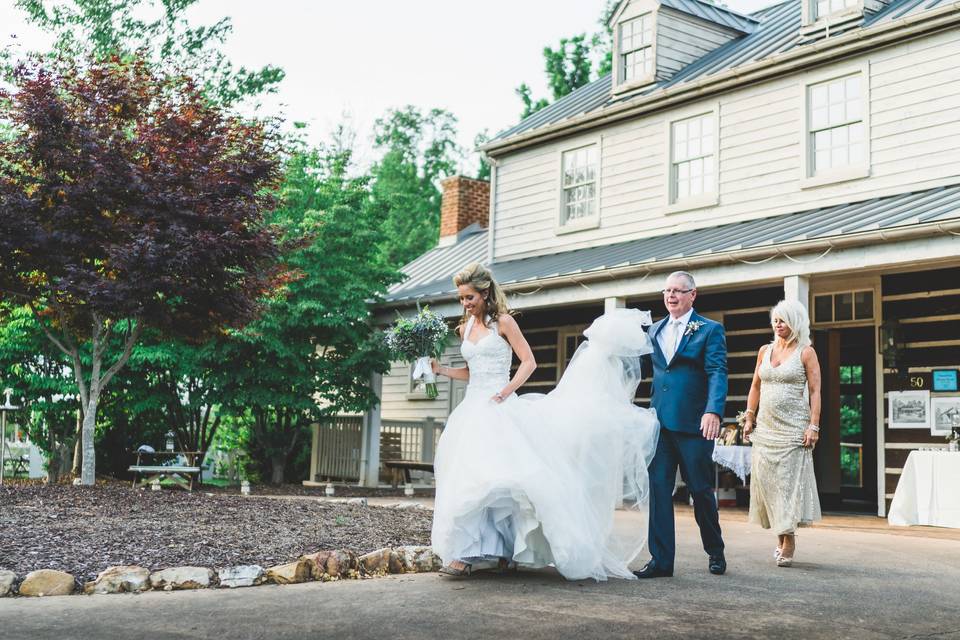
0, 545, 442, 597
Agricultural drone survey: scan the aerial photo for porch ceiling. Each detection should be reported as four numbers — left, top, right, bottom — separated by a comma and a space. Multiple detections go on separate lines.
384, 184, 960, 305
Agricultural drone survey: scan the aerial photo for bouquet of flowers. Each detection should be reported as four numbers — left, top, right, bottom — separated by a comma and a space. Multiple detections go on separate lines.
384, 308, 449, 399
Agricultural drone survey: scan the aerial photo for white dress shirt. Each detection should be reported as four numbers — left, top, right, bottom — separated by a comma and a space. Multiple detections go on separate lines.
658, 308, 694, 361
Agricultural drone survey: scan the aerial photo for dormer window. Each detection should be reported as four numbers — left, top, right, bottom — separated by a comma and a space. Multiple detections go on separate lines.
620, 15, 654, 84
815, 0, 858, 18
608, 0, 755, 96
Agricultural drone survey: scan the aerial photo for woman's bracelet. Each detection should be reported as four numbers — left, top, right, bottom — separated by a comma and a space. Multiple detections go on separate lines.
808, 424, 820, 432
744, 408, 756, 416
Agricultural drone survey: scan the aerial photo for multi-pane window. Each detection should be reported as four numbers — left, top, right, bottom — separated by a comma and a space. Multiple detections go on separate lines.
671, 113, 715, 201
561, 145, 598, 225
816, 0, 858, 18
813, 290, 873, 323
809, 74, 864, 175
620, 15, 653, 83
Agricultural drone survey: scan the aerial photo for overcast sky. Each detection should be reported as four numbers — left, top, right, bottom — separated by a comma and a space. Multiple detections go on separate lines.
0, 0, 779, 171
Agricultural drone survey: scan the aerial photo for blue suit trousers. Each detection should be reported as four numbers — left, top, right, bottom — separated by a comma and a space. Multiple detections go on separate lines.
647, 427, 724, 570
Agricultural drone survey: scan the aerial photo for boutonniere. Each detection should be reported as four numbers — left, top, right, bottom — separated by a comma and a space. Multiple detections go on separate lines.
684, 320, 705, 336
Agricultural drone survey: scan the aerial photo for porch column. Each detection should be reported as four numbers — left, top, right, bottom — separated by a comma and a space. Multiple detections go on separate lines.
783, 275, 810, 309
604, 296, 626, 313
359, 372, 383, 487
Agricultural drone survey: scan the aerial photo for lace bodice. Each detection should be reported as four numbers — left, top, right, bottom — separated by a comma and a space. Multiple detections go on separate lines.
461, 315, 512, 394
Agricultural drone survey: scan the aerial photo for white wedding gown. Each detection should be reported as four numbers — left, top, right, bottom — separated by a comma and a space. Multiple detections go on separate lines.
431, 308, 660, 581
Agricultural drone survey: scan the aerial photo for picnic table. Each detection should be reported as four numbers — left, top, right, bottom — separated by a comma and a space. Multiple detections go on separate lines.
2, 441, 29, 477
129, 450, 203, 491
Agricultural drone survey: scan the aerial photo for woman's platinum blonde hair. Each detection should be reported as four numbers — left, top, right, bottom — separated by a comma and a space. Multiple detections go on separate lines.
770, 299, 811, 348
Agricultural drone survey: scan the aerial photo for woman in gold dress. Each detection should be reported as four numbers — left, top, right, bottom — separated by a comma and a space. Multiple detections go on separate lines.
742, 299, 822, 567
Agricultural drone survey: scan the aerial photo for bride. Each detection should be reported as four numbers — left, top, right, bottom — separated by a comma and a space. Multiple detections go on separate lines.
429, 262, 660, 581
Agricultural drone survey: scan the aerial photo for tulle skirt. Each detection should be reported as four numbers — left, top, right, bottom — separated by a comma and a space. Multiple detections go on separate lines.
431, 310, 660, 581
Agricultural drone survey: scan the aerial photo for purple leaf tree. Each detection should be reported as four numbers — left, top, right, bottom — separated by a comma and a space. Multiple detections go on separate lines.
0, 56, 282, 485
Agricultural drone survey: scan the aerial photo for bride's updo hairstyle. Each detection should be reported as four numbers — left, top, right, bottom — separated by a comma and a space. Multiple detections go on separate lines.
453, 262, 511, 328
770, 299, 811, 348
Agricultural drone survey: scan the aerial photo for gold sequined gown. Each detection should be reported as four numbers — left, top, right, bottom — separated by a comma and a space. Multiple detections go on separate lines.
749, 345, 821, 534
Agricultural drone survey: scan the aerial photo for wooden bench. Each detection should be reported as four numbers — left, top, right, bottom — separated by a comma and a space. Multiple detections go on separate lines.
129, 450, 202, 490
382, 460, 435, 487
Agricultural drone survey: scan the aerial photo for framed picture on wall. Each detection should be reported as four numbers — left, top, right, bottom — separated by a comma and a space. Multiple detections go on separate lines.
931, 396, 960, 436
888, 390, 930, 430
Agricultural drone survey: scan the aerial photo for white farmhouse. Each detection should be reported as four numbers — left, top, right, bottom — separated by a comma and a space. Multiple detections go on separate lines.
309, 0, 960, 517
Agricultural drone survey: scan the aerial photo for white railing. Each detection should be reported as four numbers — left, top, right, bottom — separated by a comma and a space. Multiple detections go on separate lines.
312, 415, 364, 482
311, 416, 445, 484
379, 417, 444, 463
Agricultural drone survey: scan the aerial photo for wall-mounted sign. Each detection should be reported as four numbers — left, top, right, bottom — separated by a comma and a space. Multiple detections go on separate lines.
932, 369, 958, 392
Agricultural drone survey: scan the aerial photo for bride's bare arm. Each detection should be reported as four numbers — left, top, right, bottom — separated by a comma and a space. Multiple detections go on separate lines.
431, 324, 470, 381
433, 360, 469, 381
496, 314, 537, 400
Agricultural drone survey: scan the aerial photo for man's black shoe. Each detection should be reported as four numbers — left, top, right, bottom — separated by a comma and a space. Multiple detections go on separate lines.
709, 554, 726, 575
632, 563, 673, 579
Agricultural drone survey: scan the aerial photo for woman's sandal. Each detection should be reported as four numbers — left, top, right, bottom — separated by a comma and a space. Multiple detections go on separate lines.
777, 537, 795, 567
497, 558, 519, 574
439, 560, 473, 577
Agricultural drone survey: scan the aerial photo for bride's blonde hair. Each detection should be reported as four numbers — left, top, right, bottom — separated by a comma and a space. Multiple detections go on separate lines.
770, 299, 811, 348
453, 262, 511, 329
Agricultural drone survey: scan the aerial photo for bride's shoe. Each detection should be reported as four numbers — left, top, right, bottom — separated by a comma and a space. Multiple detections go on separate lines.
439, 560, 473, 577
776, 554, 793, 567
497, 558, 519, 574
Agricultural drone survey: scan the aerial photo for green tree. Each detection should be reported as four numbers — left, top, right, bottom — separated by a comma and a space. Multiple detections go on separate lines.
370, 106, 461, 267
218, 140, 399, 484
514, 1, 620, 119
12, 0, 284, 106
0, 56, 282, 485
474, 130, 491, 181
0, 302, 78, 481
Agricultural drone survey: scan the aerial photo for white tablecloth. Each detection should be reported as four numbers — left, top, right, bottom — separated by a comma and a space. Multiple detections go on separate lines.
712, 445, 752, 484
888, 451, 960, 528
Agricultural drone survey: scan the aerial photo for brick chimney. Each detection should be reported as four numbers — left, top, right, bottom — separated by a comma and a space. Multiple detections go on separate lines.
439, 176, 489, 246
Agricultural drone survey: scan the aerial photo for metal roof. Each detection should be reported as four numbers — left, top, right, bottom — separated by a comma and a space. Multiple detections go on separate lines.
384, 184, 960, 303
659, 0, 759, 33
493, 0, 952, 142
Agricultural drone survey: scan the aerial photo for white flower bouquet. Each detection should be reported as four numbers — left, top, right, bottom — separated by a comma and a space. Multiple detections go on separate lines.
384, 308, 450, 399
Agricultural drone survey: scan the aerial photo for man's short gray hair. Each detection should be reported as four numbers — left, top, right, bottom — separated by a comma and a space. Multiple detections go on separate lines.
666, 271, 696, 290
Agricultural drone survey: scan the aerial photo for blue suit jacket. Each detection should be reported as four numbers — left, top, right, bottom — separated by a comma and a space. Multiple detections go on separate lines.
646, 311, 728, 434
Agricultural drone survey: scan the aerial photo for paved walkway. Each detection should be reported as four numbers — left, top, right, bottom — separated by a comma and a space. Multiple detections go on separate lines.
2, 505, 958, 640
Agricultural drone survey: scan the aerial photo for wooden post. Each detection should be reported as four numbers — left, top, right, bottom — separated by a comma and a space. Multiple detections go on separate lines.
421, 416, 436, 463
604, 297, 627, 314
783, 275, 810, 309
359, 372, 383, 487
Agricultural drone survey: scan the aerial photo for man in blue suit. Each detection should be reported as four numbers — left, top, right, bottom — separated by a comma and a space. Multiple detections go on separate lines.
635, 271, 728, 578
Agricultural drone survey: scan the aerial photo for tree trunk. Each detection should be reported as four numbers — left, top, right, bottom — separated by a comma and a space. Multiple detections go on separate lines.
71, 410, 82, 476
48, 442, 73, 484
80, 394, 99, 485
270, 453, 286, 485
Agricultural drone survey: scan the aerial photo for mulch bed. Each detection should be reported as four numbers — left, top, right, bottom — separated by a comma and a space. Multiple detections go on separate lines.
0, 483, 433, 584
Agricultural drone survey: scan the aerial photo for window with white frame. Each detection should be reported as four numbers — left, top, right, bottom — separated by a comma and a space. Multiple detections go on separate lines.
808, 74, 864, 176
619, 14, 653, 84
560, 144, 598, 226
815, 0, 858, 19
671, 113, 715, 202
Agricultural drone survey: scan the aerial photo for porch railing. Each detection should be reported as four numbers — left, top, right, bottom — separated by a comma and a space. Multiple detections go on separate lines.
313, 415, 364, 482
311, 415, 444, 484
379, 417, 444, 464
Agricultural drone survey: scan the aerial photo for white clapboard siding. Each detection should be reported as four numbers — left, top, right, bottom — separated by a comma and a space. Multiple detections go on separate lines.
656, 10, 741, 80
492, 27, 960, 263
